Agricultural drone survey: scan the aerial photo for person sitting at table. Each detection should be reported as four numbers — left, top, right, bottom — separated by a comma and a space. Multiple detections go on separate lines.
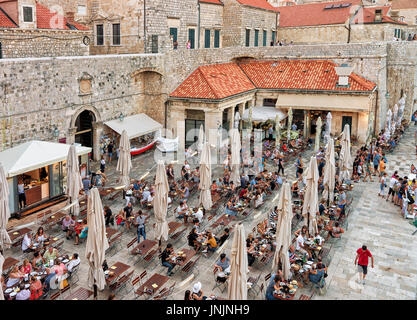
67, 253, 81, 274
181, 165, 189, 181
291, 180, 299, 198
215, 253, 231, 275
210, 180, 219, 195
43, 246, 59, 262
252, 192, 264, 209
62, 215, 75, 239
307, 261, 327, 286
184, 290, 193, 300
319, 199, 328, 216
29, 275, 43, 300
31, 252, 44, 271
15, 282, 31, 300
216, 228, 230, 247
34, 227, 49, 245
166, 164, 175, 181
179, 182, 190, 200
269, 206, 279, 230
176, 200, 189, 220
225, 200, 238, 216
295, 225, 311, 259
191, 282, 207, 300
192, 219, 201, 234
161, 243, 176, 276
326, 221, 345, 240
22, 258, 32, 274
265, 275, 281, 300
192, 167, 200, 183
74, 218, 88, 245
411, 164, 417, 174
192, 207, 204, 223
103, 206, 114, 227
22, 231, 35, 253
187, 227, 201, 251
203, 232, 217, 253
6, 265, 24, 287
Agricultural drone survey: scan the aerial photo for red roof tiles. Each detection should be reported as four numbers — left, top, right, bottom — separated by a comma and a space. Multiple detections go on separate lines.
170, 60, 376, 100
236, 0, 276, 11
170, 63, 256, 100
199, 0, 223, 5
391, 0, 417, 10
356, 6, 407, 25
0, 7, 16, 28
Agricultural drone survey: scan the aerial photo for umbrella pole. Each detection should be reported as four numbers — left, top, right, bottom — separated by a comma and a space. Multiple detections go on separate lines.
93, 281, 97, 300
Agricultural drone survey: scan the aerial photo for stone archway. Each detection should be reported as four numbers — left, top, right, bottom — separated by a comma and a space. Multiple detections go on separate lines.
231, 56, 257, 64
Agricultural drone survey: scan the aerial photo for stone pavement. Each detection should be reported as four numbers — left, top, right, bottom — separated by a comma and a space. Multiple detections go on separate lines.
316, 127, 417, 300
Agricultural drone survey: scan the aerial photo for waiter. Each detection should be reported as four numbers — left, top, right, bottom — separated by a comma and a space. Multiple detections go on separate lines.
17, 178, 26, 210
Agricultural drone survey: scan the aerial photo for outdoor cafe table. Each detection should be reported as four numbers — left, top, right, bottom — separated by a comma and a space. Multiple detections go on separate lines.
8, 227, 31, 242
175, 248, 196, 267
135, 273, 170, 297
213, 214, 235, 228
168, 221, 182, 235
99, 187, 117, 199
106, 261, 131, 285
3, 257, 19, 273
106, 227, 119, 240
65, 287, 94, 300
42, 211, 66, 228
132, 239, 158, 256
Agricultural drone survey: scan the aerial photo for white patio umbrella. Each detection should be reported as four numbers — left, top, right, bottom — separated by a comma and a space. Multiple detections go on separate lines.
154, 160, 169, 241
199, 142, 213, 210
384, 108, 392, 141
275, 114, 281, 147
0, 252, 4, 300
397, 96, 406, 127
325, 112, 332, 141
66, 145, 83, 216
314, 117, 322, 152
227, 223, 248, 300
287, 107, 293, 140
197, 124, 204, 153
234, 111, 241, 129
248, 105, 253, 132
230, 128, 241, 187
339, 124, 352, 182
116, 129, 132, 189
302, 156, 319, 236
272, 182, 292, 280
85, 187, 109, 297
391, 104, 398, 135
322, 138, 336, 204
0, 163, 11, 251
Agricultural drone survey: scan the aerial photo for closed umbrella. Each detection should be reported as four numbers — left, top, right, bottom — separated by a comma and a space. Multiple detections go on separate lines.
227, 223, 248, 300
199, 142, 213, 210
314, 117, 322, 152
339, 124, 352, 183
275, 114, 281, 147
325, 112, 332, 142
0, 163, 11, 251
322, 138, 336, 205
272, 182, 292, 280
248, 105, 253, 132
116, 130, 132, 189
197, 124, 204, 153
287, 107, 293, 141
391, 104, 398, 135
302, 156, 319, 236
66, 145, 83, 216
154, 160, 169, 241
383, 109, 392, 141
85, 187, 109, 297
230, 128, 241, 187
397, 96, 406, 127
0, 252, 4, 300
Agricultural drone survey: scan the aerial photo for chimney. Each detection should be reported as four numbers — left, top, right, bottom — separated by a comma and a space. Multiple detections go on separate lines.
335, 64, 354, 87
374, 9, 382, 22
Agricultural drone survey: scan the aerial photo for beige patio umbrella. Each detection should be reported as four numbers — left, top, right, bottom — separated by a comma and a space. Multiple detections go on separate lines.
66, 145, 83, 216
230, 128, 241, 187
314, 116, 322, 152
302, 156, 319, 236
287, 107, 293, 141
199, 142, 212, 210
0, 253, 4, 300
197, 124, 204, 153
322, 138, 336, 204
339, 124, 352, 183
248, 104, 253, 132
85, 187, 109, 297
367, 110, 376, 146
227, 223, 248, 300
116, 129, 132, 189
275, 114, 281, 147
0, 163, 11, 251
154, 160, 169, 242
272, 182, 292, 280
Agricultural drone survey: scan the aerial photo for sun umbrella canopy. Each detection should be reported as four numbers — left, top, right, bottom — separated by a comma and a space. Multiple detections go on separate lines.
322, 138, 336, 204
66, 145, 83, 216
302, 156, 319, 235
199, 142, 213, 210
154, 161, 170, 241
228, 223, 248, 300
230, 129, 241, 187
0, 163, 11, 251
197, 124, 205, 153
275, 114, 281, 147
116, 130, 132, 189
85, 187, 109, 291
315, 117, 322, 152
325, 112, 332, 139
287, 107, 293, 140
272, 182, 292, 280
339, 124, 352, 182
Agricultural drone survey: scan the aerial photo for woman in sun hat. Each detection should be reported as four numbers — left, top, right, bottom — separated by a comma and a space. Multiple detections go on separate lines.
191, 282, 207, 300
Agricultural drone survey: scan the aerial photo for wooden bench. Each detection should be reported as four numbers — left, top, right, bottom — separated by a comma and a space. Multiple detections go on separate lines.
170, 227, 187, 244
181, 255, 201, 279
142, 249, 158, 268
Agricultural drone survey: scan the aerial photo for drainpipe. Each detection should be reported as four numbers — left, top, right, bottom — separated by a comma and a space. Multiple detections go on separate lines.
197, 0, 201, 49
144, 0, 147, 53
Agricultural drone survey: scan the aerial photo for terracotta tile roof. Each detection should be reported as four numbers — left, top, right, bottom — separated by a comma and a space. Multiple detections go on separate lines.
238, 60, 376, 92
276, 0, 361, 27
170, 63, 256, 100
0, 7, 16, 28
236, 0, 276, 11
199, 0, 223, 5
391, 0, 417, 10
355, 6, 408, 25
36, 3, 88, 30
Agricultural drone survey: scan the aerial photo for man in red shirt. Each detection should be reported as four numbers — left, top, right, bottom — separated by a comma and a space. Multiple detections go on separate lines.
354, 245, 374, 285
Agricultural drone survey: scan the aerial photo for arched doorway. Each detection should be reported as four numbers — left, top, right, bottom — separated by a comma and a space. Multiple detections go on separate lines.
74, 110, 95, 148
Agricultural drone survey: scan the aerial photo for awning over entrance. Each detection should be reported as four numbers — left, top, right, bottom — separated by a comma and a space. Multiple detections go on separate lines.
242, 106, 287, 122
104, 113, 162, 139
0, 140, 92, 178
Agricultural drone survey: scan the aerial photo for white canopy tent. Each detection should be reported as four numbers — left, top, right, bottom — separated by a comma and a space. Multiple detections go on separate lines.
104, 114, 162, 140
0, 141, 91, 178
242, 107, 287, 122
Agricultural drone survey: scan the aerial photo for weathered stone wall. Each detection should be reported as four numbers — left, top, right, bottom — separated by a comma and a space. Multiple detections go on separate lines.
278, 25, 348, 44
0, 29, 91, 58
200, 2, 224, 48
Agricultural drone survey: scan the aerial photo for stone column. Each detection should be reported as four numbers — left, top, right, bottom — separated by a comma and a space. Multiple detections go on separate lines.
168, 107, 186, 162
228, 106, 234, 132
205, 110, 222, 165
67, 127, 77, 145
92, 121, 103, 161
